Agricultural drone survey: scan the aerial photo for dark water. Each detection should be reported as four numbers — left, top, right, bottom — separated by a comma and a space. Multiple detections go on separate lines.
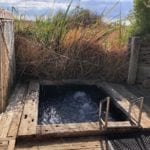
38, 83, 128, 125
38, 91, 99, 125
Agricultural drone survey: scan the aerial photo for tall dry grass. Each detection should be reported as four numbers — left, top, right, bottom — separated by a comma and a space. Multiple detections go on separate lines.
15, 8, 129, 82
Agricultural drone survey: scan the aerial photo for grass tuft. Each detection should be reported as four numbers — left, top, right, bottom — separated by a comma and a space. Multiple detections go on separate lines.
14, 6, 129, 82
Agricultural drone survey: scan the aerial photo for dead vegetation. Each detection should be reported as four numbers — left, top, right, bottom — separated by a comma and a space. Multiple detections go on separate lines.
15, 8, 129, 82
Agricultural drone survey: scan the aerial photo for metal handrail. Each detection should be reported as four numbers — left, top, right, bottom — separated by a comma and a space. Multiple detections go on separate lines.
99, 97, 110, 128
128, 97, 144, 127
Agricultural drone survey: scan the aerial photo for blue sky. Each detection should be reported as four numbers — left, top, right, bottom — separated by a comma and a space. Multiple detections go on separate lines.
0, 0, 133, 20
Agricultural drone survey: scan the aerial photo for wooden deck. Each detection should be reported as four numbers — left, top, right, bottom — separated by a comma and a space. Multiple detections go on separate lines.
98, 82, 150, 129
16, 136, 109, 150
0, 80, 150, 149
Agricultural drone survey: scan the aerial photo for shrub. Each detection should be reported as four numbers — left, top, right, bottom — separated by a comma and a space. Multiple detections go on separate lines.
68, 8, 101, 28
132, 0, 150, 35
14, 6, 129, 82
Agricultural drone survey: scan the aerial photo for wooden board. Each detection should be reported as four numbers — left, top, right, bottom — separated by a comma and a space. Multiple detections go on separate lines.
0, 84, 27, 150
133, 85, 150, 109
6, 84, 25, 111
18, 81, 39, 136
0, 139, 9, 149
109, 83, 150, 129
1, 80, 150, 150
0, 15, 15, 113
0, 9, 13, 19
36, 122, 101, 137
0, 113, 3, 123
7, 139, 16, 150
0, 112, 13, 138
137, 65, 150, 82
107, 121, 132, 128
98, 82, 150, 129
16, 136, 108, 150
0, 138, 16, 150
36, 121, 139, 138
40, 79, 99, 86
7, 110, 23, 138
127, 37, 141, 84
7, 84, 27, 138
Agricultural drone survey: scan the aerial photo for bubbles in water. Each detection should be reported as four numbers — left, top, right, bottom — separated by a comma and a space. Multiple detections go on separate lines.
73, 91, 86, 100
39, 91, 99, 124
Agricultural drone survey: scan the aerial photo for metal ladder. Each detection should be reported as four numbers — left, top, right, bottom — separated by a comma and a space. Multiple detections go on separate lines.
128, 97, 144, 127
99, 97, 110, 129
99, 97, 144, 129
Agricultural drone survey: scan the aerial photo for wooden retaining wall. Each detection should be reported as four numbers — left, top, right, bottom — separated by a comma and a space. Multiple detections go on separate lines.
0, 9, 15, 112
128, 37, 150, 87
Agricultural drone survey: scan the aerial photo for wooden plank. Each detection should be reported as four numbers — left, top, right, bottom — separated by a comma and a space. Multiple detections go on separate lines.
0, 138, 16, 150
8, 139, 16, 150
36, 122, 100, 137
37, 122, 134, 138
16, 137, 107, 150
140, 47, 150, 53
0, 113, 2, 122
40, 79, 98, 86
140, 53, 150, 57
7, 84, 27, 138
128, 37, 141, 84
6, 83, 25, 111
0, 28, 4, 113
36, 121, 136, 138
0, 16, 15, 113
7, 107, 24, 138
0, 140, 9, 148
37, 141, 103, 150
138, 65, 150, 75
139, 62, 150, 66
98, 82, 150, 129
137, 65, 150, 83
0, 9, 14, 19
0, 84, 27, 150
140, 59, 150, 63
117, 99, 150, 128
18, 81, 39, 136
107, 121, 132, 128
135, 85, 150, 108
0, 112, 13, 138
118, 85, 150, 128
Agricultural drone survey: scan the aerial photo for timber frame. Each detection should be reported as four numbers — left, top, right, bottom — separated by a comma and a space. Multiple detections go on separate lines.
0, 9, 15, 113
128, 36, 150, 86
0, 80, 150, 149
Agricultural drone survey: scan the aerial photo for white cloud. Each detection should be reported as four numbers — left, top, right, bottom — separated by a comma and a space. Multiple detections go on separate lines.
0, 0, 133, 20
0, 0, 69, 10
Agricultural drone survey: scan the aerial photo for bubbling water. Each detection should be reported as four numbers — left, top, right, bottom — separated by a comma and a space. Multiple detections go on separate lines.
38, 91, 99, 125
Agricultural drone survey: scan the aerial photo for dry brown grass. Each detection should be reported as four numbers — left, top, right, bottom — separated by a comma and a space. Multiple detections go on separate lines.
15, 25, 129, 82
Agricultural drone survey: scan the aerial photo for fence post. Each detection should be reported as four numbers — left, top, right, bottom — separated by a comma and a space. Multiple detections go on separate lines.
127, 37, 141, 85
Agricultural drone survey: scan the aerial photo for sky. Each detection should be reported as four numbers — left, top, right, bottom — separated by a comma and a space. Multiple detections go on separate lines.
0, 0, 133, 20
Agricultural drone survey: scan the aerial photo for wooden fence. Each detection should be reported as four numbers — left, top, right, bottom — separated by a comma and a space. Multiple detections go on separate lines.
128, 36, 150, 87
0, 9, 15, 112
